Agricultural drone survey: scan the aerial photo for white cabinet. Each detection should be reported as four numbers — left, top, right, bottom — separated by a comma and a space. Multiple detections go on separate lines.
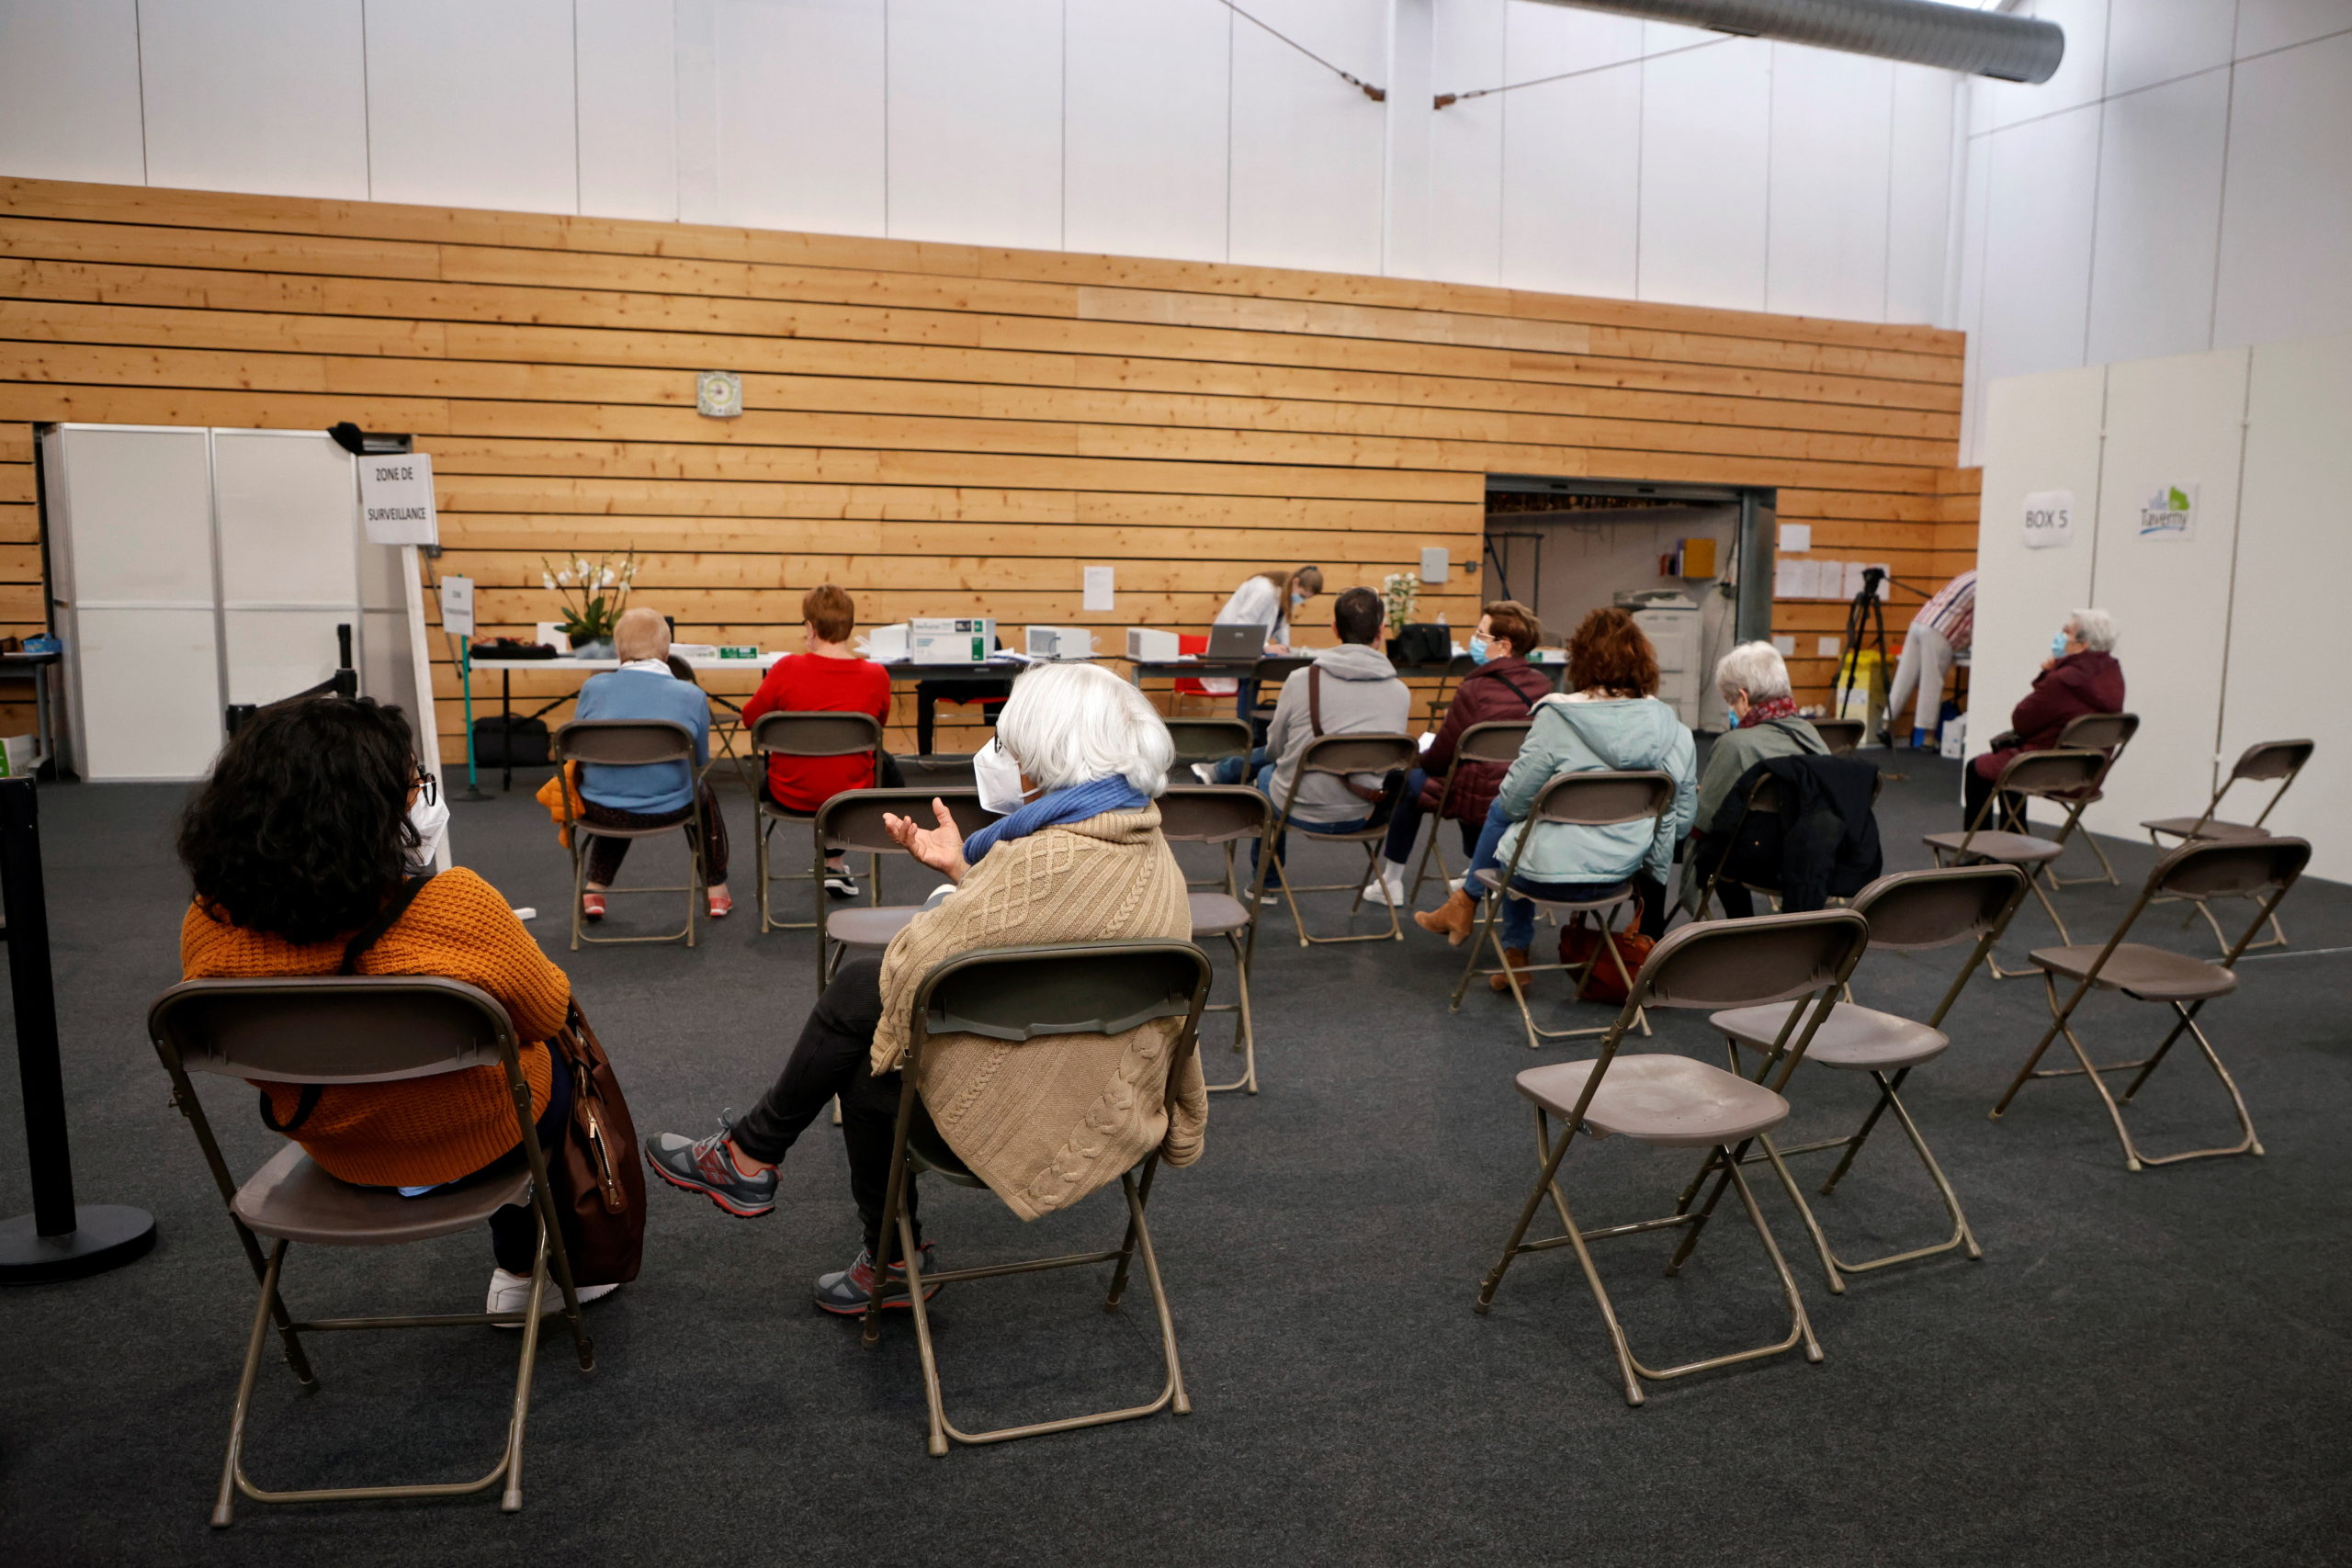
1630, 598, 1703, 729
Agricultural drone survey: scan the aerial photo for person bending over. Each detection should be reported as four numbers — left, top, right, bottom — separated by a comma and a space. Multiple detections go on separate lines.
571, 605, 732, 920
1417, 607, 1695, 987
741, 582, 900, 899
644, 662, 1204, 1314
1679, 641, 1827, 918
1361, 599, 1551, 907
1963, 608, 2124, 831
176, 696, 616, 1319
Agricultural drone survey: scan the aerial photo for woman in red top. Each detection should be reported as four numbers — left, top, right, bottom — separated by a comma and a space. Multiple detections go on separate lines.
741, 584, 897, 897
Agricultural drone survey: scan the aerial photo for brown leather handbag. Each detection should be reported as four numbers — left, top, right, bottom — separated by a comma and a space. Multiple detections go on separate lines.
547, 1000, 646, 1286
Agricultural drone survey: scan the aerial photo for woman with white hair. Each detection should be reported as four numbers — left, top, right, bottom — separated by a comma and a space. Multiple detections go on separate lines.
643, 661, 1204, 1314
571, 605, 731, 919
1679, 640, 1829, 917
1964, 607, 2124, 829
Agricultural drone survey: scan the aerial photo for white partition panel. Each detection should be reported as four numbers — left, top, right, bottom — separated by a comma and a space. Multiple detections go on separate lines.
2080, 349, 2251, 834
2219, 332, 2352, 883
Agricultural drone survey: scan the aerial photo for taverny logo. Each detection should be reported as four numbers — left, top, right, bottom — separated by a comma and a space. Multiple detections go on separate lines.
2138, 484, 2195, 539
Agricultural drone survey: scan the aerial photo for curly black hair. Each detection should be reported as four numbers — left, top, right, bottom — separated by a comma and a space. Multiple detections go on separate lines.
177, 697, 421, 945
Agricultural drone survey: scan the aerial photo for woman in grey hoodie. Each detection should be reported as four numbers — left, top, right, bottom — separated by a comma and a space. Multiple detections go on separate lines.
1416, 608, 1697, 981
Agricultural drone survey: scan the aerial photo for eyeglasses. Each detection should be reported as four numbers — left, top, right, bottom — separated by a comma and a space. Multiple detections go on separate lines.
413, 768, 439, 807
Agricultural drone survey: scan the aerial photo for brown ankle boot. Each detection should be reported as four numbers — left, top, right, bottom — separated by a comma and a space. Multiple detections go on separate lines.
1488, 947, 1532, 992
1414, 889, 1478, 946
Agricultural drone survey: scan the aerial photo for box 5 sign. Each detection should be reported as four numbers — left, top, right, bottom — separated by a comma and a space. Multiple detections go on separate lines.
2021, 490, 2074, 550
359, 452, 438, 547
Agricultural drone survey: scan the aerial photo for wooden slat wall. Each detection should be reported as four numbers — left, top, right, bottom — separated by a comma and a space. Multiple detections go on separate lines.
0, 177, 1979, 760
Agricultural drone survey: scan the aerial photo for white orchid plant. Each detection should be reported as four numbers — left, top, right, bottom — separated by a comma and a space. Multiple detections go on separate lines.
539, 548, 639, 645
1379, 570, 1420, 637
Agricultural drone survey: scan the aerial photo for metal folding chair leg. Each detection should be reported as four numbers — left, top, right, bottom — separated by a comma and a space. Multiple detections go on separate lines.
2047, 828, 2121, 888
1202, 930, 1259, 1094
1272, 840, 1405, 946
568, 822, 703, 951
1449, 898, 1650, 1047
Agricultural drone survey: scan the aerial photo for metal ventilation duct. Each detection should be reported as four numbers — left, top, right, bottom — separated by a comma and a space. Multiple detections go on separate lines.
1528, 0, 2064, 83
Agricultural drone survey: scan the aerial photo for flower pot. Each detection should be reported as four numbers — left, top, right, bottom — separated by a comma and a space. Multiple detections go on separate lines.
568, 636, 616, 659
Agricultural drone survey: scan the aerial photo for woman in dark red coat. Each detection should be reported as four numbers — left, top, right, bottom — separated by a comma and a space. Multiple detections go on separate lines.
1363, 601, 1555, 906
1963, 607, 2123, 829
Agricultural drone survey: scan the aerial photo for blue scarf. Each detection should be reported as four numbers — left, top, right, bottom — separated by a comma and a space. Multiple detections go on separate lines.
963, 777, 1149, 865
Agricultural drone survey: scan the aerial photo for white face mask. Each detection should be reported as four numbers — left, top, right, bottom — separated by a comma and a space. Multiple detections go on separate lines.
972, 738, 1031, 817
405, 777, 449, 871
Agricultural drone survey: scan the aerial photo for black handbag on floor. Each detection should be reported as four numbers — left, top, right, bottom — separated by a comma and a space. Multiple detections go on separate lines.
473, 716, 550, 767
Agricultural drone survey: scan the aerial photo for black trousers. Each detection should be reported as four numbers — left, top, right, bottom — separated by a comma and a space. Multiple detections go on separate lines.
1962, 765, 2028, 835
729, 959, 919, 1255
465, 1050, 571, 1274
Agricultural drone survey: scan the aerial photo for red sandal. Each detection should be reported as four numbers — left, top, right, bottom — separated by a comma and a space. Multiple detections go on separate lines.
581, 892, 606, 920
707, 889, 734, 919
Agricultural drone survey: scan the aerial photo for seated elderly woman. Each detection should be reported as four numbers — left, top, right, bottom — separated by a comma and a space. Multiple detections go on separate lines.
176, 696, 616, 1317
1415, 606, 1696, 987
1964, 607, 2124, 830
571, 605, 731, 920
1679, 640, 1829, 918
643, 661, 1204, 1314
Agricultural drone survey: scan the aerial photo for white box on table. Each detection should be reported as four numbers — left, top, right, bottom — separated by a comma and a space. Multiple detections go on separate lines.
1125, 627, 1179, 661
908, 616, 994, 662
1024, 626, 1095, 659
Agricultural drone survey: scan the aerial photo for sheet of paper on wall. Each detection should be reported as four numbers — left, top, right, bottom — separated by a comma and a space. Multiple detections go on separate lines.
441, 575, 474, 639
1779, 523, 1812, 554
1082, 566, 1114, 612
1771, 635, 1797, 657
1774, 558, 1801, 599
359, 451, 438, 546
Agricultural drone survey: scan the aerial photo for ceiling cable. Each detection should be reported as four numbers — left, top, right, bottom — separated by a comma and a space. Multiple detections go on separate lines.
1435, 33, 1730, 108
1212, 0, 1386, 101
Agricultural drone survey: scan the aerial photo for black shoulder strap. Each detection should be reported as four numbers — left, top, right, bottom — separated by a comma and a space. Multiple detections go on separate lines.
340, 873, 436, 976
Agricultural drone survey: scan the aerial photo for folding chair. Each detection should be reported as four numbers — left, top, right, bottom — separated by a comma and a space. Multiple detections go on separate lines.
811, 788, 990, 989
1475, 909, 1871, 1406
749, 711, 885, 933
1707, 864, 2027, 1292
863, 940, 1214, 1454
1164, 716, 1254, 778
1920, 748, 2106, 978
1406, 719, 1532, 903
554, 718, 707, 952
1990, 835, 2311, 1171
1695, 764, 1885, 919
1450, 770, 1677, 1049
2142, 738, 2314, 954
147, 976, 594, 1526
1158, 784, 1272, 1093
1250, 732, 1419, 946
1812, 717, 1865, 755
2042, 712, 2141, 888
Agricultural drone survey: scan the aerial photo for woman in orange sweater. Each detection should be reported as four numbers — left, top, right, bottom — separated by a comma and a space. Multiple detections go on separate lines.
177, 696, 614, 1318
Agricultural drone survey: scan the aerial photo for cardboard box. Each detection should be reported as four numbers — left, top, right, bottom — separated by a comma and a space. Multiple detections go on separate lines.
909, 616, 995, 662
1125, 627, 1180, 661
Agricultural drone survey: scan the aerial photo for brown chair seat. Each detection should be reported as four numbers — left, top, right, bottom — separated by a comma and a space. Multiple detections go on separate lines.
1920, 829, 2064, 864
2029, 942, 2236, 1001
2141, 815, 2269, 842
231, 1142, 530, 1247
1516, 1054, 1789, 1148
1186, 891, 1251, 937
1708, 1000, 1950, 1071
827, 906, 923, 948
1473, 866, 1636, 910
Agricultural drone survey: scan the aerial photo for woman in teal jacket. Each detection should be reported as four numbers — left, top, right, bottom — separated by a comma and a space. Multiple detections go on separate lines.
1416, 607, 1697, 971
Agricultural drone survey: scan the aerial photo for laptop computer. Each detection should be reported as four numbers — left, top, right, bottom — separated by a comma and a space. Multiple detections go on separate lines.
1205, 621, 1267, 660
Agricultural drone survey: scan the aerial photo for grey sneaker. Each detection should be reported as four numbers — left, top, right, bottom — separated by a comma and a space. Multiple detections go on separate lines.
813, 1242, 940, 1315
645, 1122, 777, 1218
1189, 761, 1218, 785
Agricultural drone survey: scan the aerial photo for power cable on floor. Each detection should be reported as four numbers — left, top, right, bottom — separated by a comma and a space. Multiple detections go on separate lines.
1212, 0, 1385, 101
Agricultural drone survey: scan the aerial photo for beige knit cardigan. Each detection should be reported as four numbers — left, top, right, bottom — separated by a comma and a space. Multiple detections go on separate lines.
871, 804, 1206, 1221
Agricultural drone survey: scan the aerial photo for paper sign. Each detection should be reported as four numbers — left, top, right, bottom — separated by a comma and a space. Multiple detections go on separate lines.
1817, 636, 1842, 658
1779, 523, 1812, 553
1774, 558, 1800, 599
1082, 566, 1114, 612
2138, 482, 2197, 540
1771, 635, 1797, 657
359, 452, 438, 546
1419, 546, 1450, 584
442, 575, 475, 639
2021, 489, 2074, 550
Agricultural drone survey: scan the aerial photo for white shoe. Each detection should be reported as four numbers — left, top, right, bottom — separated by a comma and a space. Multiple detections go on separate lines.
487, 1266, 617, 1325
1189, 761, 1218, 785
1445, 875, 1465, 895
1360, 862, 1407, 906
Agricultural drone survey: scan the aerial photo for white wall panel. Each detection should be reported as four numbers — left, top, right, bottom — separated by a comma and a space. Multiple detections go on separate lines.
887, 0, 1062, 249
1422, 0, 1505, 286
682, 0, 886, 236
2233, 0, 2352, 58
1497, 6, 1643, 299
2211, 31, 2352, 350
1954, 131, 1993, 461
2078, 349, 2249, 835
1228, 0, 1385, 274
1976, 105, 2099, 385
1971, 0, 2109, 133
1765, 45, 1892, 321
0, 0, 145, 185
2084, 69, 2229, 366
1885, 64, 1954, 324
1637, 37, 1770, 310
2103, 0, 2237, 97
74, 608, 221, 781
577, 0, 678, 221
138, 0, 368, 200
1063, 0, 1227, 264
364, 0, 578, 214
2221, 331, 2352, 883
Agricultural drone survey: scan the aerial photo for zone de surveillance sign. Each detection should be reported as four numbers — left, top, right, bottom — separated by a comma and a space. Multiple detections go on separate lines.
2021, 489, 2074, 549
359, 452, 438, 547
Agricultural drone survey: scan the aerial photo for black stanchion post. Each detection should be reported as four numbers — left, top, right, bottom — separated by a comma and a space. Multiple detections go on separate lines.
0, 777, 155, 1282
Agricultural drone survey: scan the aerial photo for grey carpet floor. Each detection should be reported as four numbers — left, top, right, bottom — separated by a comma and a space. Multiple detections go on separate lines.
3, 749, 2350, 1567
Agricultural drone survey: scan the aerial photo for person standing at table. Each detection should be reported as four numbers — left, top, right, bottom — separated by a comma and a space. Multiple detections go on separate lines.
741, 584, 899, 900
1886, 568, 1973, 748
1213, 564, 1323, 732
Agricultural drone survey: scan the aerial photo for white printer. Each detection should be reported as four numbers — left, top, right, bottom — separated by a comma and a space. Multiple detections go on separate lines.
1615, 590, 1702, 728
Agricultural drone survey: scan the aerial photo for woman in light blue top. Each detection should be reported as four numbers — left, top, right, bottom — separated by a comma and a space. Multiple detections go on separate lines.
571, 606, 732, 919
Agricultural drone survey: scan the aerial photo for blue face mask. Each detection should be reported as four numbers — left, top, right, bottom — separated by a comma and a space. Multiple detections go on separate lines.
2052, 631, 2070, 660
1467, 634, 1491, 665
1725, 706, 1743, 730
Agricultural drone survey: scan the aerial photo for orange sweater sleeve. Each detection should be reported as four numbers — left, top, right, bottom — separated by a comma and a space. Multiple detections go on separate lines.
364, 869, 571, 1042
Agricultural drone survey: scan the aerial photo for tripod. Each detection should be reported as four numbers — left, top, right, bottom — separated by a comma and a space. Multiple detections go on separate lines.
1834, 568, 1890, 734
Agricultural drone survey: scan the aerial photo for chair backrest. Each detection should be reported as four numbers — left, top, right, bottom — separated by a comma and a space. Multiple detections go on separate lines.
815, 788, 990, 854
149, 976, 516, 1085
1848, 864, 2025, 951
1530, 768, 1676, 828
2153, 835, 2311, 903
1163, 717, 1254, 764
1630, 908, 1872, 1011
1992, 747, 2106, 799
1295, 733, 1417, 777
912, 941, 1211, 1047
2231, 738, 2313, 784
752, 710, 881, 758
1811, 717, 1865, 755
1155, 784, 1270, 845
556, 717, 695, 767
1453, 719, 1532, 766
2057, 711, 2138, 753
